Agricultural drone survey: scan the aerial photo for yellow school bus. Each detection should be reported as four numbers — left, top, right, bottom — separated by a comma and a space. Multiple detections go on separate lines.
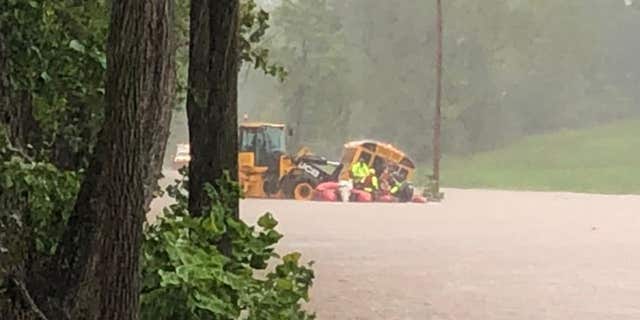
339, 140, 416, 182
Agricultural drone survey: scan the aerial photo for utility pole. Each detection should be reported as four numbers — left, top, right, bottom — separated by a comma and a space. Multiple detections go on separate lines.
292, 40, 308, 151
432, 0, 443, 195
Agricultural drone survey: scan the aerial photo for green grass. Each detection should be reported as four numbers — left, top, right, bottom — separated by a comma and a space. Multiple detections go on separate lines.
419, 120, 640, 194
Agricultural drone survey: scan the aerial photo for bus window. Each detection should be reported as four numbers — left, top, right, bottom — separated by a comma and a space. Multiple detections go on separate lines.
398, 168, 409, 180
358, 151, 372, 165
372, 156, 387, 174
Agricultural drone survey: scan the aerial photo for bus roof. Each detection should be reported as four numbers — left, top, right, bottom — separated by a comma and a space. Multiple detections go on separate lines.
344, 140, 415, 168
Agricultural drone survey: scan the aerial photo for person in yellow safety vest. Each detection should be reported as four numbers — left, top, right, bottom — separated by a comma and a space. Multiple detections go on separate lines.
389, 180, 402, 195
362, 168, 379, 193
387, 170, 403, 194
350, 160, 370, 185
387, 171, 413, 202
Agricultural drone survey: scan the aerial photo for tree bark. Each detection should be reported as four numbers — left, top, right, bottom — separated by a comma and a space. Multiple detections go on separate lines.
1, 24, 49, 320
51, 1, 175, 319
0, 32, 8, 125
187, 0, 239, 224
0, 27, 40, 154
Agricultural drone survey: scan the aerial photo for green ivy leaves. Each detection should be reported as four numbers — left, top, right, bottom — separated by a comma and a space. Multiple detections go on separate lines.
0, 138, 80, 257
239, 0, 287, 81
1, 0, 107, 167
257, 212, 278, 229
141, 174, 315, 320
68, 39, 85, 54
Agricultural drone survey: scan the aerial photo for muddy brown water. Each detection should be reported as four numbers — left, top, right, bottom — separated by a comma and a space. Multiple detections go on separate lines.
150, 171, 640, 319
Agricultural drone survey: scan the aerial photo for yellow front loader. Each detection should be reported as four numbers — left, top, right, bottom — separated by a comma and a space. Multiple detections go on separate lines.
174, 121, 343, 200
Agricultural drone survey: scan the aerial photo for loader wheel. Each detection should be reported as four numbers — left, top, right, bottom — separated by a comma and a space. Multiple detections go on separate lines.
263, 174, 280, 196
293, 182, 314, 201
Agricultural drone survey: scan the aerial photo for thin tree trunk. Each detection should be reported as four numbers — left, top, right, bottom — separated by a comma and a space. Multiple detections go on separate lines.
1, 28, 78, 320
0, 31, 8, 126
1, 24, 27, 320
432, 0, 443, 193
50, 98, 100, 171
51, 1, 175, 319
0, 27, 41, 153
187, 0, 239, 227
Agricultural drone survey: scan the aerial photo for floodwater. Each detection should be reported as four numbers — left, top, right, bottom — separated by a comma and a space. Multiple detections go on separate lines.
241, 190, 640, 320
151, 171, 640, 319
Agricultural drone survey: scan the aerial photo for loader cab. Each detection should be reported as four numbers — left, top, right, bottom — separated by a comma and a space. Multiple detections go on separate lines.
238, 123, 286, 168
237, 122, 291, 197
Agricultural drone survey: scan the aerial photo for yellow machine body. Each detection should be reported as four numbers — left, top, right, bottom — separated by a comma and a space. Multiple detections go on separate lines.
236, 122, 298, 199
339, 140, 416, 182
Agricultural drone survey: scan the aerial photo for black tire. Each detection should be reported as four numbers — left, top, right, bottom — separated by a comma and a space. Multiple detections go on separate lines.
281, 170, 318, 199
292, 181, 315, 200
263, 173, 280, 196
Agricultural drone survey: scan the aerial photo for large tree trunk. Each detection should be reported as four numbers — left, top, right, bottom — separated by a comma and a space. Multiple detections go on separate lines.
187, 0, 239, 224
51, 1, 175, 319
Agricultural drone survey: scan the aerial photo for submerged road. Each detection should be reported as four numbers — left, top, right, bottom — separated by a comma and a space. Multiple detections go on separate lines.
240, 190, 640, 320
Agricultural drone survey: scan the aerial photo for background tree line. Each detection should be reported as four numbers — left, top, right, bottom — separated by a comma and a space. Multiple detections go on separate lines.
167, 0, 640, 162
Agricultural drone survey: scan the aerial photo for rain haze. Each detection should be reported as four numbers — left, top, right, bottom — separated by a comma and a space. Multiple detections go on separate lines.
157, 1, 640, 319
2, 0, 640, 319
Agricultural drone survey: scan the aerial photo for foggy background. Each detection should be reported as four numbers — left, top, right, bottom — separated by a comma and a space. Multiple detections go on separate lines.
170, 0, 640, 162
